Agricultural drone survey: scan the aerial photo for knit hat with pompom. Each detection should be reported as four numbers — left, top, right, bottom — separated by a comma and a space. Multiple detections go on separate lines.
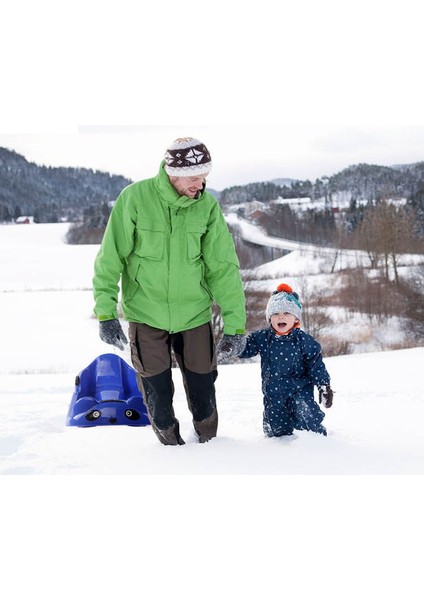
164, 137, 212, 177
265, 283, 303, 321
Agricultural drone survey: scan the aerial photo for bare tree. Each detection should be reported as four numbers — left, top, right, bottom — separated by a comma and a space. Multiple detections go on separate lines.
356, 201, 417, 282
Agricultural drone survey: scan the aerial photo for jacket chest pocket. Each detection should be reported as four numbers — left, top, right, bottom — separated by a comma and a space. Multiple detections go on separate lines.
186, 222, 206, 262
135, 220, 166, 260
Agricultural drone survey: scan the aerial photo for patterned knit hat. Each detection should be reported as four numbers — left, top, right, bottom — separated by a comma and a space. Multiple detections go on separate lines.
266, 283, 303, 321
164, 137, 212, 177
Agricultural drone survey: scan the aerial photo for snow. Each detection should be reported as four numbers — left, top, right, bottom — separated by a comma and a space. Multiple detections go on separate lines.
1, 222, 423, 473
227, 212, 424, 266
1, 222, 422, 598
230, 212, 424, 352
2, 342, 423, 475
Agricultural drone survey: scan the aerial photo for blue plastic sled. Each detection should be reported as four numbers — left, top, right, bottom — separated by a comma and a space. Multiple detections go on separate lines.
66, 353, 150, 427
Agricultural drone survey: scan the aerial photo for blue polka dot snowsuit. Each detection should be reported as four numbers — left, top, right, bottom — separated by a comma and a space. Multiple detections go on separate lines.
239, 327, 330, 437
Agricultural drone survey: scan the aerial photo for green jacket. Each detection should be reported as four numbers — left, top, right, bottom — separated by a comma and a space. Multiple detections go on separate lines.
93, 162, 246, 335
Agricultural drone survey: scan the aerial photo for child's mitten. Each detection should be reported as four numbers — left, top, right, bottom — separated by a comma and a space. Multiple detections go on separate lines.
318, 385, 334, 408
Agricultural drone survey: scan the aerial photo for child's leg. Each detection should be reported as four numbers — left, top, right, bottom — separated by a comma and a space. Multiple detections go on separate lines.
262, 397, 294, 437
292, 393, 327, 435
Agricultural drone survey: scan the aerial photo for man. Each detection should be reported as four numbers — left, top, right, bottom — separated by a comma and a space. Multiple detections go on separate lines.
93, 137, 246, 445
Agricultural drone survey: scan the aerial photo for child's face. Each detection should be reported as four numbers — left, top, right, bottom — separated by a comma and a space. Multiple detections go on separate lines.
270, 311, 298, 334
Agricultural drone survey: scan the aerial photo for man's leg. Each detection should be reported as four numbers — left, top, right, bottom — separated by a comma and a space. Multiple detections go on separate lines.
128, 322, 184, 445
172, 323, 218, 443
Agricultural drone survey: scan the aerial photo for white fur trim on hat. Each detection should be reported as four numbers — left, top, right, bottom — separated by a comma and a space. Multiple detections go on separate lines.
164, 137, 212, 177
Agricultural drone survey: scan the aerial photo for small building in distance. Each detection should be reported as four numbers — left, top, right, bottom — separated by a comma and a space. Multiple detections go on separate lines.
15, 216, 34, 224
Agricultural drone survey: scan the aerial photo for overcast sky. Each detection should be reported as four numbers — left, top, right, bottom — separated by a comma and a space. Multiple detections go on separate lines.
2, 0, 424, 190
2, 125, 424, 190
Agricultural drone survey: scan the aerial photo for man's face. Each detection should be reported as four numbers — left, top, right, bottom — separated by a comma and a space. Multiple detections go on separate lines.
169, 173, 209, 199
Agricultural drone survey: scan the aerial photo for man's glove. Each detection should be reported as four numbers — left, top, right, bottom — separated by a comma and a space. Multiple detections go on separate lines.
217, 334, 247, 359
318, 384, 334, 408
99, 319, 128, 351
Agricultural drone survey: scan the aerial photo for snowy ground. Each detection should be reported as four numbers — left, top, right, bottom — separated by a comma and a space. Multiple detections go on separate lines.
1, 223, 423, 599
1, 222, 423, 474
1, 347, 424, 475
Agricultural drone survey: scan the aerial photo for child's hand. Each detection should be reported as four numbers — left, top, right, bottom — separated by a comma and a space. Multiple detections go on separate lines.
318, 385, 334, 408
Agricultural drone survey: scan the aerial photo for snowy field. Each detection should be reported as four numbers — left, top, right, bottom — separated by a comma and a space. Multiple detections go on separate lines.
1, 223, 423, 599
1, 348, 424, 475
1, 222, 423, 475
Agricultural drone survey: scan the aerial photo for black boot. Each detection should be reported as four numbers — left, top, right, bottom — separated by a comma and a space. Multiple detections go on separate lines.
151, 419, 185, 446
193, 408, 218, 443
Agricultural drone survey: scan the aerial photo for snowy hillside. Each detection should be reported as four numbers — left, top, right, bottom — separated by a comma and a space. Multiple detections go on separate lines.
226, 213, 424, 354
0, 223, 423, 475
226, 212, 422, 264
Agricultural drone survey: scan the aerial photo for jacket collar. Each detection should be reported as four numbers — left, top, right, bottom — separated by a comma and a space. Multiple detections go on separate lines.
268, 326, 300, 341
155, 160, 205, 208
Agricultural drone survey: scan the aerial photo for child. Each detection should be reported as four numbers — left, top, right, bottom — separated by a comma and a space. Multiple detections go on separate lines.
238, 283, 334, 438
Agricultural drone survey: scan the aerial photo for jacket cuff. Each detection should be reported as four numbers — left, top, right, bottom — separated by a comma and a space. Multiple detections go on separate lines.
223, 326, 246, 335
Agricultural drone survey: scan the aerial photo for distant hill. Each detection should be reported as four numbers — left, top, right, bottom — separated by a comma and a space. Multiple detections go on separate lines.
0, 147, 131, 223
0, 146, 221, 221
220, 161, 424, 215
206, 187, 221, 200
1, 146, 424, 235
323, 162, 424, 201
271, 177, 298, 187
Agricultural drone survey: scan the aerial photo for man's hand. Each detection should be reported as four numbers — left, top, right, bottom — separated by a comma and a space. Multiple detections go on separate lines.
217, 334, 247, 359
318, 384, 334, 408
99, 319, 128, 351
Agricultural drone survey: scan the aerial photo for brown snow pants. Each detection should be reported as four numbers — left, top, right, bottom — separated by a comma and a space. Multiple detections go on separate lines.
128, 322, 218, 445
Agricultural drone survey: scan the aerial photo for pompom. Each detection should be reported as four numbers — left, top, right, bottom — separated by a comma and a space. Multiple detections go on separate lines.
276, 283, 293, 294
